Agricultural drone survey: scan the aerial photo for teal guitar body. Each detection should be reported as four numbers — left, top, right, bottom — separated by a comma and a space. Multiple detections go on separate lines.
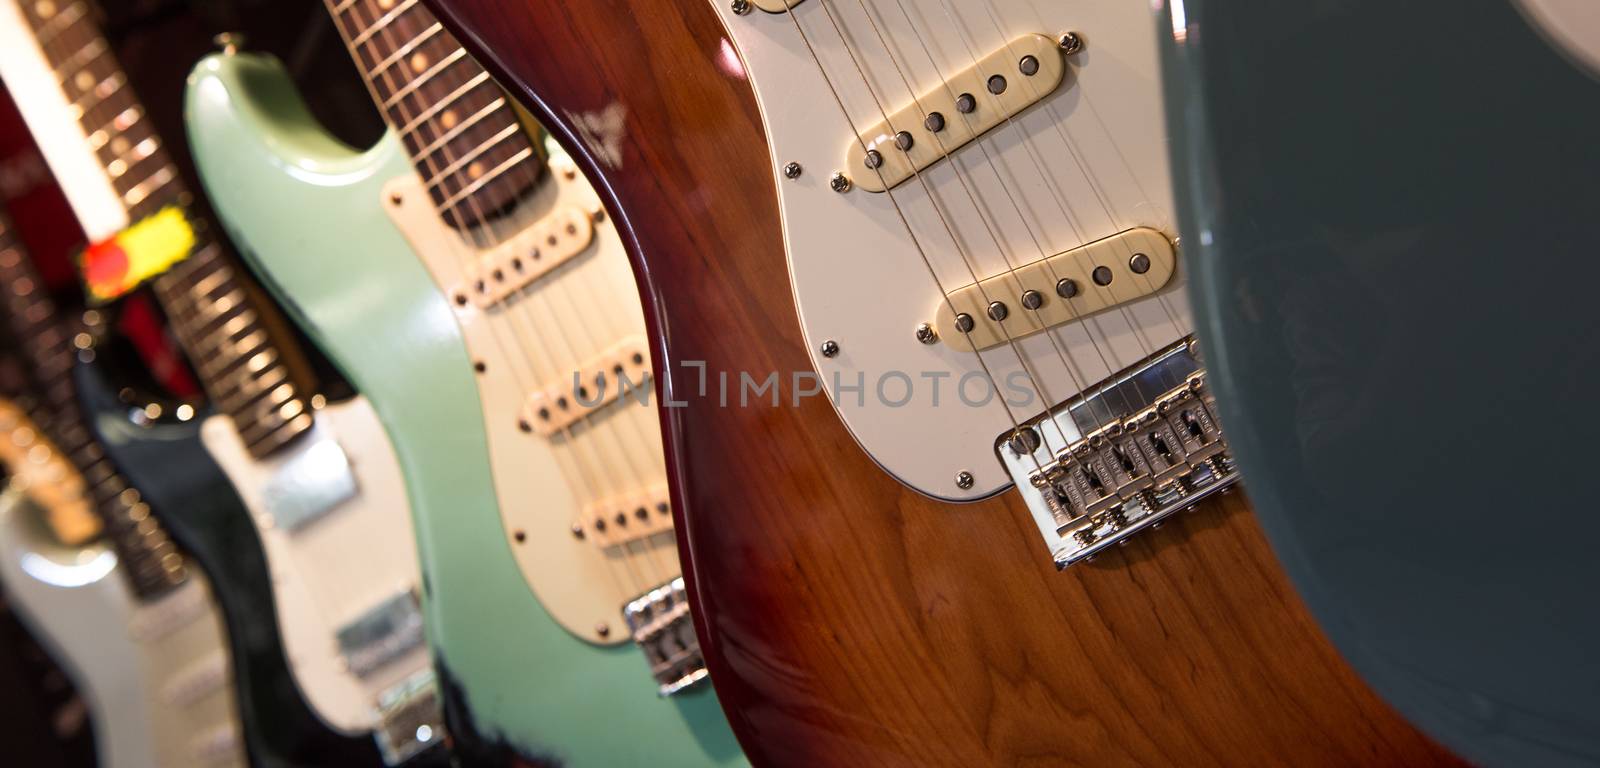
183, 51, 745, 766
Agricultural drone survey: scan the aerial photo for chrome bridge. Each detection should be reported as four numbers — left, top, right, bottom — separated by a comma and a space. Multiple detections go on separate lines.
622, 577, 707, 697
997, 337, 1239, 567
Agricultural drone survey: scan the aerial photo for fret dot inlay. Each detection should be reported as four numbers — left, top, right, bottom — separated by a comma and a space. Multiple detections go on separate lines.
440, 109, 458, 129
410, 52, 428, 73
34, 0, 55, 18
74, 70, 94, 91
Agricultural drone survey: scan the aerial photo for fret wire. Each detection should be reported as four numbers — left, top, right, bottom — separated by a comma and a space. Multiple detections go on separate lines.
350, 0, 420, 48
120, 165, 175, 208
397, 71, 490, 135
53, 37, 107, 79
71, 71, 127, 113
330, 0, 361, 14
368, 22, 443, 79
424, 123, 521, 190
412, 96, 504, 160
381, 47, 466, 108
435, 147, 534, 211
33, 1, 87, 46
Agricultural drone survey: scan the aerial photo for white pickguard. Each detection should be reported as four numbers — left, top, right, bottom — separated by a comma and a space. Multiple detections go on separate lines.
714, 0, 1192, 499
384, 150, 679, 645
0, 488, 246, 768
200, 396, 429, 733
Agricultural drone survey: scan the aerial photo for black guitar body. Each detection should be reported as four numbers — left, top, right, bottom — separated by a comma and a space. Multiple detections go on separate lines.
73, 349, 382, 768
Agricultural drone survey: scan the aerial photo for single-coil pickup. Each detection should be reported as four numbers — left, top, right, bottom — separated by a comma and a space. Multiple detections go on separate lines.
520, 335, 652, 437
461, 205, 595, 308
847, 34, 1066, 193
934, 227, 1176, 353
577, 483, 673, 549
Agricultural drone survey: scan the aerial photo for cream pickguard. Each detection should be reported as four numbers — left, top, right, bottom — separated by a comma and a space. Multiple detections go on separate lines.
384, 149, 679, 645
199, 397, 432, 735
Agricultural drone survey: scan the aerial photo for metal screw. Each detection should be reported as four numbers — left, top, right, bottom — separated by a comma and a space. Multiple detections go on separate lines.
915, 323, 938, 345
1021, 289, 1043, 310
731, 0, 751, 14
571, 523, 585, 539
987, 301, 1009, 322
1009, 427, 1042, 455
1129, 253, 1151, 274
955, 471, 975, 490
596, 623, 611, 638
829, 172, 852, 193
1059, 31, 1084, 54
1019, 55, 1040, 76
820, 339, 840, 358
783, 161, 802, 179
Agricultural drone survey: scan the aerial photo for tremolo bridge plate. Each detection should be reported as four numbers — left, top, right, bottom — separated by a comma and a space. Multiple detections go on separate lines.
623, 577, 707, 697
997, 337, 1239, 567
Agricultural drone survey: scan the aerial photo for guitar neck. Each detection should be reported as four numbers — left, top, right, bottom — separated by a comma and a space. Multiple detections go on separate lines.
8, 0, 315, 459
0, 213, 185, 599
323, 0, 544, 229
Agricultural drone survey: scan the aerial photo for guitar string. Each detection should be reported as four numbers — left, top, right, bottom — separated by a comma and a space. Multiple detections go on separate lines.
783, 1, 1049, 475
345, 0, 671, 593
849, 0, 1130, 442
972, 0, 1190, 389
332, 0, 666, 597
930, 0, 1177, 395
331, 0, 667, 593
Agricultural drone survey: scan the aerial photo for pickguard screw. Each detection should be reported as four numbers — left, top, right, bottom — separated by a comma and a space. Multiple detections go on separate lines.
596, 623, 611, 638
571, 524, 585, 539
915, 323, 938, 345
955, 471, 975, 490
389, 192, 403, 206
1059, 31, 1084, 54
783, 161, 803, 179
829, 172, 852, 193
731, 0, 751, 14
820, 339, 840, 358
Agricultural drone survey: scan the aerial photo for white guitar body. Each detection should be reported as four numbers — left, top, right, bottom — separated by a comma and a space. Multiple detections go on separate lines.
0, 488, 246, 768
200, 396, 430, 733
384, 147, 677, 645
712, 0, 1191, 500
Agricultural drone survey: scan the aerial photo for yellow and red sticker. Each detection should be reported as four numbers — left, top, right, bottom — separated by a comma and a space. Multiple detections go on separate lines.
80, 206, 195, 302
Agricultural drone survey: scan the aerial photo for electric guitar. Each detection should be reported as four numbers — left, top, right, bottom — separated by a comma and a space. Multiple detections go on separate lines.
1160, 0, 1600, 764
0, 218, 246, 768
0, 1, 444, 763
426, 0, 1467, 764
183, 2, 743, 763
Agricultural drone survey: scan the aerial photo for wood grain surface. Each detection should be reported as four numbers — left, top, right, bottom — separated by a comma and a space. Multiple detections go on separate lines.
427, 1, 1465, 764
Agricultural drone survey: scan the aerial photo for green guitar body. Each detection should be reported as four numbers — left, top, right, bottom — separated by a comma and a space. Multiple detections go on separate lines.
183, 51, 745, 767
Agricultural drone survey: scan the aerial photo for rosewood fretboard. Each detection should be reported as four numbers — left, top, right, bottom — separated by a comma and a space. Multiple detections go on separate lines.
324, 0, 544, 229
0, 212, 185, 599
13, 0, 314, 459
